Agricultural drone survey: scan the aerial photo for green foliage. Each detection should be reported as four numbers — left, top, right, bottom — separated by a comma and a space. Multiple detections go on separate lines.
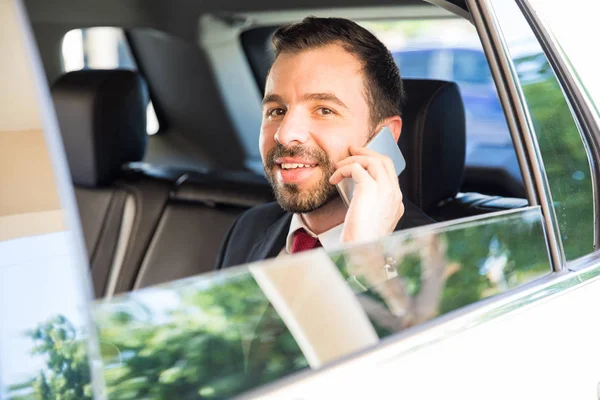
397, 253, 422, 296
516, 56, 595, 260
440, 215, 549, 314
8, 315, 93, 400
96, 274, 307, 399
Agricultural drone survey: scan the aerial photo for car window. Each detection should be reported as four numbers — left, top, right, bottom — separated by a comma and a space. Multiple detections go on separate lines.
62, 27, 160, 135
0, 3, 101, 399
93, 207, 551, 398
489, 0, 596, 261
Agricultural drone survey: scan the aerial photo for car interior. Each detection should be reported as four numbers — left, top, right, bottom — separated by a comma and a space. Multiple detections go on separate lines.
23, 0, 530, 298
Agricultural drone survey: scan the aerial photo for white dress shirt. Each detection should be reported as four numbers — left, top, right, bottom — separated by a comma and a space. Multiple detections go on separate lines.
279, 214, 344, 256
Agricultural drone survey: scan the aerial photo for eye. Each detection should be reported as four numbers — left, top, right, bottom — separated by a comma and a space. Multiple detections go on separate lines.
317, 107, 334, 116
267, 108, 286, 118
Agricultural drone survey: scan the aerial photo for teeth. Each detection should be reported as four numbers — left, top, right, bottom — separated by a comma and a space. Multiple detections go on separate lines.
281, 163, 315, 169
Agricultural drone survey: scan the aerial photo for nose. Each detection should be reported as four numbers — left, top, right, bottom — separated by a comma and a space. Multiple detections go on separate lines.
274, 110, 310, 146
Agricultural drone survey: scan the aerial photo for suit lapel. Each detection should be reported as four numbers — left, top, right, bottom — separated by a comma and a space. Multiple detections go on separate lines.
246, 212, 292, 263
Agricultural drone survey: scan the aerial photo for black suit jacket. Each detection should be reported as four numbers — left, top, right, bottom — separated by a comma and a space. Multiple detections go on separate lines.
215, 200, 434, 270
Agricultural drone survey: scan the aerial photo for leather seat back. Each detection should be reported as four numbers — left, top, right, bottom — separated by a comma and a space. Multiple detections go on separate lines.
52, 69, 172, 298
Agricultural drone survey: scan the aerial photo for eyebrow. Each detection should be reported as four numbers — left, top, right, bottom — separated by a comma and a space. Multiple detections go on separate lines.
262, 92, 349, 110
262, 93, 285, 106
301, 93, 349, 109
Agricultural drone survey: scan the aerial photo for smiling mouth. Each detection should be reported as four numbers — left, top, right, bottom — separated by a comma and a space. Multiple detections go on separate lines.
278, 163, 318, 170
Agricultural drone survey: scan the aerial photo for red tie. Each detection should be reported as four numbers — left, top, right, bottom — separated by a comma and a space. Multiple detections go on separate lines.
291, 228, 322, 254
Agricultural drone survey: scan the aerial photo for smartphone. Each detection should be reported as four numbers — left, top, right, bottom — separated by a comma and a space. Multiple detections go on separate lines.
336, 126, 406, 207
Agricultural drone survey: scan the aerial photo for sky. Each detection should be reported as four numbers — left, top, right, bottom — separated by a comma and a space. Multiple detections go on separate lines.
0, 231, 92, 390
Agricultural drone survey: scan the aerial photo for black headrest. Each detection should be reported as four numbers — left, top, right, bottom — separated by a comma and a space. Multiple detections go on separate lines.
399, 79, 466, 212
52, 70, 147, 187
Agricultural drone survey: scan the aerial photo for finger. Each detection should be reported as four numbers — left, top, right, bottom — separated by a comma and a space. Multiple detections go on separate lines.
329, 163, 374, 185
381, 155, 397, 177
341, 152, 398, 182
335, 155, 387, 181
349, 145, 399, 176
335, 155, 377, 169
349, 145, 387, 158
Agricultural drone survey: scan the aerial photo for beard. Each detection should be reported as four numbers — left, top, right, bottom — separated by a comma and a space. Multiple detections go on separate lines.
264, 143, 339, 214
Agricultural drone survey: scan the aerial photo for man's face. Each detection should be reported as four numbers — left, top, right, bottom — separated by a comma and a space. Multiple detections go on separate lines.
260, 44, 373, 213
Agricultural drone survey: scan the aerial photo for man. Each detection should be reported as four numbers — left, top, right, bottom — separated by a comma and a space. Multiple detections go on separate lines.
215, 17, 433, 269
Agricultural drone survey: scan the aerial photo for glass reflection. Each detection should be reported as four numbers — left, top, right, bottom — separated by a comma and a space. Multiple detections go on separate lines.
94, 208, 550, 399
490, 0, 596, 260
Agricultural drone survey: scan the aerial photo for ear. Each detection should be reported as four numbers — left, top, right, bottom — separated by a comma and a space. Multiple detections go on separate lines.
380, 115, 403, 143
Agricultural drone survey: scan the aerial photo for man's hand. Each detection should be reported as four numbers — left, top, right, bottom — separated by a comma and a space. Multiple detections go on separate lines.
329, 145, 405, 244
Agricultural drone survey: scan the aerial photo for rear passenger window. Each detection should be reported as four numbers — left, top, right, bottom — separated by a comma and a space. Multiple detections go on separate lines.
61, 27, 160, 135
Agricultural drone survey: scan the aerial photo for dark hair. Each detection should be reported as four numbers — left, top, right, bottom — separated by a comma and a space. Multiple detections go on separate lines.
272, 16, 404, 126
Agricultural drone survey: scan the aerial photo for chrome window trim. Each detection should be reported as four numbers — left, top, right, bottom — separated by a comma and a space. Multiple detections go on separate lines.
573, 257, 600, 284
467, 0, 565, 271
567, 250, 600, 276
517, 0, 600, 260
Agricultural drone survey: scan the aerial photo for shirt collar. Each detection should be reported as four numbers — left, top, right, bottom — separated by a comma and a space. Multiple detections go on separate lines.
285, 213, 344, 254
